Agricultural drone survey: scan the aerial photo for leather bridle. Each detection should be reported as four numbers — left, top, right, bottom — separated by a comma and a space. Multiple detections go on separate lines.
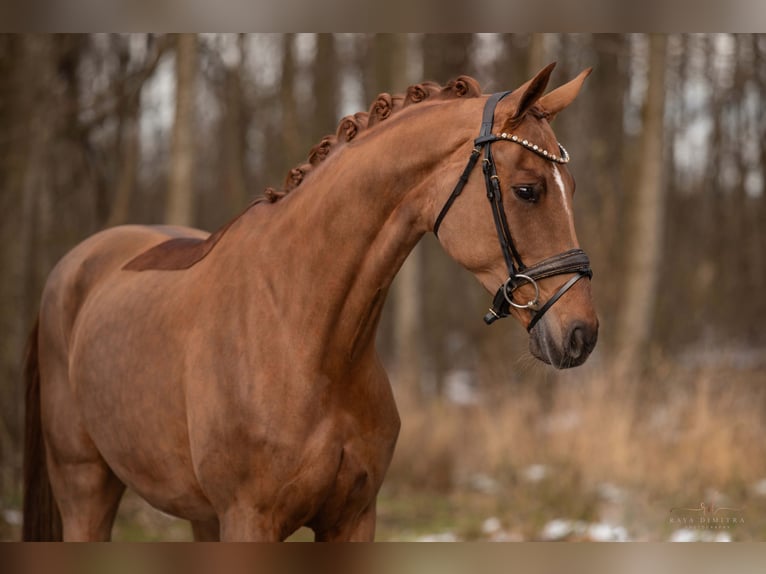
433, 91, 592, 332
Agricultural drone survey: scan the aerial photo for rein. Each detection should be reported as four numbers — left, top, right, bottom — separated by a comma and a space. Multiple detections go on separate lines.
433, 91, 592, 332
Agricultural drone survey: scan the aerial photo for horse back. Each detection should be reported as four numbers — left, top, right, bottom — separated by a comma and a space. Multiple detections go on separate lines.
40, 224, 208, 348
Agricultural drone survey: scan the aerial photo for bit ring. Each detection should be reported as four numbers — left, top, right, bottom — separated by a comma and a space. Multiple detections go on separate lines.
502, 274, 540, 310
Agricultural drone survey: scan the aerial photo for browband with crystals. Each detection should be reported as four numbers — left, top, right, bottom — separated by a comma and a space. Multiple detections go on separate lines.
497, 133, 570, 164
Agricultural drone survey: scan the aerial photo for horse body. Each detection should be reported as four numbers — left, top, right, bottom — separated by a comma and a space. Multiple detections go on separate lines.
40, 218, 404, 540
24, 66, 598, 541
35, 103, 445, 539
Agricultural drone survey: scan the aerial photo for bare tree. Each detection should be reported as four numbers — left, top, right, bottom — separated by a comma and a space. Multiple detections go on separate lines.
218, 34, 250, 214
495, 34, 533, 92
528, 33, 546, 76
422, 34, 475, 82
362, 35, 426, 399
166, 34, 199, 227
615, 34, 668, 376
312, 34, 338, 143
419, 34, 484, 397
0, 34, 90, 494
279, 34, 301, 176
107, 35, 168, 227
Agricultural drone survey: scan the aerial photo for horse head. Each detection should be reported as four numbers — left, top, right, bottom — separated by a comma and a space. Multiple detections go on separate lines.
433, 64, 598, 369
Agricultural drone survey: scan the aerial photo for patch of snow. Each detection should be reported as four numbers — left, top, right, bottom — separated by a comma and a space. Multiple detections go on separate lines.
467, 473, 499, 494
587, 522, 629, 542
596, 482, 626, 504
540, 519, 586, 540
481, 517, 502, 535
443, 369, 480, 406
670, 529, 733, 542
541, 519, 572, 540
713, 531, 732, 542
751, 478, 766, 497
670, 528, 698, 542
541, 410, 582, 434
488, 529, 524, 542
2, 509, 22, 526
521, 464, 548, 483
416, 532, 459, 542
542, 518, 629, 541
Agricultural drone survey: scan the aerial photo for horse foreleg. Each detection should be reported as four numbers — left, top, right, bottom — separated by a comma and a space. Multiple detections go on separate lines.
219, 506, 282, 541
191, 518, 220, 541
315, 500, 377, 542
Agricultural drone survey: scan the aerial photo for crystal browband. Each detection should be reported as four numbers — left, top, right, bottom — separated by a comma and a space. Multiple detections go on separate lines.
496, 132, 570, 164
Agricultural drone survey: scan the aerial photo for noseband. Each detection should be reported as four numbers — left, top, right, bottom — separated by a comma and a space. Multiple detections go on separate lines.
433, 91, 592, 332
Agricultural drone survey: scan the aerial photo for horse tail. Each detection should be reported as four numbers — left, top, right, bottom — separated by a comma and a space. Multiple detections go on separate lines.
21, 317, 62, 541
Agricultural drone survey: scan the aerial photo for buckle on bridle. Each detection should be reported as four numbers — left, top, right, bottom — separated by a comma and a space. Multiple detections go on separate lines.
502, 274, 540, 310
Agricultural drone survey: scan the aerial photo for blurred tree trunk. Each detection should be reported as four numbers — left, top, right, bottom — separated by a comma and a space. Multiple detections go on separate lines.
753, 36, 766, 331
587, 34, 629, 348
0, 34, 31, 495
702, 36, 726, 332
731, 35, 760, 340
220, 34, 249, 214
422, 34, 474, 82
0, 35, 15, 474
366, 35, 425, 400
107, 40, 141, 228
108, 34, 167, 227
527, 33, 546, 75
495, 34, 531, 91
279, 34, 300, 175
166, 34, 198, 227
312, 33, 338, 142
366, 33, 409, 96
0, 34, 61, 493
420, 34, 481, 398
615, 34, 668, 376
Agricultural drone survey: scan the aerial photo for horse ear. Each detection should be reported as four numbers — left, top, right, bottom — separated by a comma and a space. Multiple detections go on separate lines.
505, 62, 557, 125
538, 67, 592, 121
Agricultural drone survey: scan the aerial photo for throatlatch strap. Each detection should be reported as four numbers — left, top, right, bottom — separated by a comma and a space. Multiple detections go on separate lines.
433, 149, 481, 237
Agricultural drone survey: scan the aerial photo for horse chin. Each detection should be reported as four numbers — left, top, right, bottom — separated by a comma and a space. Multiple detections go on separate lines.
527, 321, 594, 370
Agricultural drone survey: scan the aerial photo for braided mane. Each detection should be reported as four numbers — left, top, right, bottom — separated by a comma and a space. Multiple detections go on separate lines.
125, 76, 483, 272
262, 75, 483, 203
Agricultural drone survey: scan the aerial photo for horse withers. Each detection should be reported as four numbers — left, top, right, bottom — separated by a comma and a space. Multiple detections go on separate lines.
23, 63, 597, 541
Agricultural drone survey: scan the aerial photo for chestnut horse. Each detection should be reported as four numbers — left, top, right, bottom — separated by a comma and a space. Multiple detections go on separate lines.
22, 64, 598, 541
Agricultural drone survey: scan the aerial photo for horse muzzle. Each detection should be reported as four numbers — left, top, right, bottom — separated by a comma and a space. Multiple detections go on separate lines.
529, 313, 599, 369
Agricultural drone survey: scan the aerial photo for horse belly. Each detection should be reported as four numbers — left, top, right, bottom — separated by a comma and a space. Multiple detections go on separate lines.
74, 352, 215, 520
69, 285, 215, 521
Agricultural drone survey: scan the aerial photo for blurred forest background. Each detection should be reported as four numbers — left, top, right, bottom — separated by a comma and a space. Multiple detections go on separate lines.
1, 33, 766, 541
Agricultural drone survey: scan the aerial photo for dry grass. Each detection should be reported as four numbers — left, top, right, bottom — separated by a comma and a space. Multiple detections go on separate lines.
384, 358, 766, 540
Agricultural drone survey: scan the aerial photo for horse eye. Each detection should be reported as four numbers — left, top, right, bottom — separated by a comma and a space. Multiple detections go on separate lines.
513, 185, 537, 203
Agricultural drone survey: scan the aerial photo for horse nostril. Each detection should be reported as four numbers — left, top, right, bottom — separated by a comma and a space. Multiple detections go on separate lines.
565, 321, 598, 363
568, 325, 585, 359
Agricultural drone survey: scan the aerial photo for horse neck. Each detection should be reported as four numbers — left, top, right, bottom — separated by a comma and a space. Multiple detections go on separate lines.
215, 102, 474, 367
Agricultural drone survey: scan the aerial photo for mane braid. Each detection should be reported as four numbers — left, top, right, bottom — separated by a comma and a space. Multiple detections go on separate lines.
262, 75, 483, 203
